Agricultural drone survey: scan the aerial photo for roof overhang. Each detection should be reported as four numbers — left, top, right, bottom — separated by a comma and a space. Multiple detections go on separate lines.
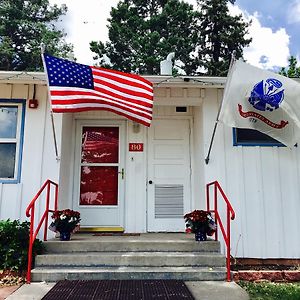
0, 71, 226, 88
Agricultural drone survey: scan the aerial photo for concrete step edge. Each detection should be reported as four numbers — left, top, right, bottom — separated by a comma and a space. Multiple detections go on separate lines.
38, 252, 224, 257
31, 267, 227, 282
32, 266, 227, 273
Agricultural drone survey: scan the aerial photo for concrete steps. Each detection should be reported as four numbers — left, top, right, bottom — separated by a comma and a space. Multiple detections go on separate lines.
31, 266, 227, 281
35, 252, 225, 267
43, 240, 221, 253
31, 233, 227, 282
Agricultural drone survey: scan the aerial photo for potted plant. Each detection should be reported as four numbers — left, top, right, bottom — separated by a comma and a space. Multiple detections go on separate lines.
50, 209, 81, 241
184, 210, 216, 241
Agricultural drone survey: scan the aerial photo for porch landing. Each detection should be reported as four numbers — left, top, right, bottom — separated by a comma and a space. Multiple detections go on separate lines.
32, 233, 227, 282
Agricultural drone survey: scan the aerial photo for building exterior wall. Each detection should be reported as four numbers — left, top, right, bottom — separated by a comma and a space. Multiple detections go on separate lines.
0, 82, 61, 223
202, 90, 300, 258
0, 74, 299, 259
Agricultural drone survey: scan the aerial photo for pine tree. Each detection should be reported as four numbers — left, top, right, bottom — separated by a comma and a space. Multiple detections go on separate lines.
279, 56, 300, 78
90, 0, 251, 76
196, 0, 251, 76
90, 0, 200, 75
0, 0, 73, 71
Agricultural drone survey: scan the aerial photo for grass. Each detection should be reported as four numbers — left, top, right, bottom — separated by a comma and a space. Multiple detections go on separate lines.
238, 281, 300, 300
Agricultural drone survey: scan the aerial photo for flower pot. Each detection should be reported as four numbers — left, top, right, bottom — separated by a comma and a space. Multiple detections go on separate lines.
195, 231, 207, 241
59, 231, 71, 241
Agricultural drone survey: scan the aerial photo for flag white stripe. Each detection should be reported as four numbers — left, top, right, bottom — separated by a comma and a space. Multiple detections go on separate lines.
52, 103, 151, 123
92, 67, 152, 90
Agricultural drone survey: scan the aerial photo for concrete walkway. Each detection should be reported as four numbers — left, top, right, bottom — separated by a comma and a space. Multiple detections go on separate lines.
6, 281, 249, 300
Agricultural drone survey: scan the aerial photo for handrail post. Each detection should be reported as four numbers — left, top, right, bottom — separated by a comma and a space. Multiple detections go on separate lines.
43, 182, 51, 241
226, 207, 231, 281
54, 184, 58, 211
214, 183, 218, 242
206, 184, 210, 212
26, 207, 34, 283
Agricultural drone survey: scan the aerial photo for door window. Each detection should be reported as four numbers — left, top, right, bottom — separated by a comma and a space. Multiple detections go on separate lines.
79, 127, 119, 206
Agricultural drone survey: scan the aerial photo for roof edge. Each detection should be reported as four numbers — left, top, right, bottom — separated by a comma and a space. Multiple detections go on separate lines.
0, 71, 227, 87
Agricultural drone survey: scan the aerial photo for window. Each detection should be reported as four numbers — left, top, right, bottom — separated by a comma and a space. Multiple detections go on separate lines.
233, 128, 284, 147
0, 100, 26, 183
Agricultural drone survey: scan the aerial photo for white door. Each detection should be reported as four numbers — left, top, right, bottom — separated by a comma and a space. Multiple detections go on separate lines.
74, 120, 125, 228
147, 119, 191, 232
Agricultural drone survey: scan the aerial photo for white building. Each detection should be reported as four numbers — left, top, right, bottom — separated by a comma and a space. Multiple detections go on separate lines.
0, 71, 299, 260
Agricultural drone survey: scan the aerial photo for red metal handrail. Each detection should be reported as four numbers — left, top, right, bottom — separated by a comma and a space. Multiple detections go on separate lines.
25, 179, 58, 283
206, 180, 235, 282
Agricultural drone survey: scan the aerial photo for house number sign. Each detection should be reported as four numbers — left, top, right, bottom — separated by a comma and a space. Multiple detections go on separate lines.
129, 143, 143, 152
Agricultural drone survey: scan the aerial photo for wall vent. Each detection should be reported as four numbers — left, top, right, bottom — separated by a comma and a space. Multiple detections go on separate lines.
176, 106, 187, 113
154, 184, 184, 218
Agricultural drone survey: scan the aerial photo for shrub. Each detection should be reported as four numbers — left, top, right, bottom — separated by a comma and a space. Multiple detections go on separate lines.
0, 219, 44, 272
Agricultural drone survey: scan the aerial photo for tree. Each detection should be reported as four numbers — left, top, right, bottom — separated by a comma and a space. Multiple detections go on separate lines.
196, 0, 251, 76
279, 56, 300, 78
0, 0, 73, 71
90, 0, 200, 75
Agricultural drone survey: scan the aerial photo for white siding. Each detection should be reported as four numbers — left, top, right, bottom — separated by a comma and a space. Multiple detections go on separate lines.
1, 76, 299, 259
0, 83, 61, 225
202, 90, 300, 258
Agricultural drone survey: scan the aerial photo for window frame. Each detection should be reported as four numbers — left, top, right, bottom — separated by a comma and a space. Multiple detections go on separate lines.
0, 99, 26, 183
232, 128, 285, 147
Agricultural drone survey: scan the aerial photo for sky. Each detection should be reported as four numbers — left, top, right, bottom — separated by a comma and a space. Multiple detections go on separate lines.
48, 0, 300, 71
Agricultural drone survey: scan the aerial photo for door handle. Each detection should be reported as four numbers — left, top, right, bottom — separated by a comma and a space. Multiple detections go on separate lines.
148, 180, 153, 184
118, 168, 124, 179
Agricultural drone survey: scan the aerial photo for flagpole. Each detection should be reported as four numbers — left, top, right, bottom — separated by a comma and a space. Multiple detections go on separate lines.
40, 45, 59, 160
204, 51, 236, 164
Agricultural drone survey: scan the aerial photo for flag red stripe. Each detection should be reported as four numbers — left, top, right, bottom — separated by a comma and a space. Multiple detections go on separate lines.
93, 78, 153, 101
92, 68, 153, 94
51, 97, 152, 116
52, 98, 152, 120
52, 106, 151, 126
50, 88, 153, 108
93, 67, 153, 89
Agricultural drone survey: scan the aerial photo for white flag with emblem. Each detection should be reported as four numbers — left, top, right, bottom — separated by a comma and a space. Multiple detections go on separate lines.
219, 60, 300, 147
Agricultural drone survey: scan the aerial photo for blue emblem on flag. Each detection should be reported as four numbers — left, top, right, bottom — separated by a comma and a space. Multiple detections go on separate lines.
248, 78, 284, 112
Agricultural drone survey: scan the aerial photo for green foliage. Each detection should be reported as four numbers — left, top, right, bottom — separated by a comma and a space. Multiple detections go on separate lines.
91, 0, 251, 76
196, 0, 252, 76
90, 0, 200, 75
0, 0, 73, 71
0, 219, 44, 272
239, 281, 300, 300
279, 56, 300, 78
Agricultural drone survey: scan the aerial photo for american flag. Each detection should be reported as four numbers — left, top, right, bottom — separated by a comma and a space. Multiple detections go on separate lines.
83, 131, 118, 151
43, 54, 153, 126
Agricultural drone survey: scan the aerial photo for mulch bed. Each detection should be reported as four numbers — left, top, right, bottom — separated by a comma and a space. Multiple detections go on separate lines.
0, 270, 25, 287
41, 280, 195, 300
